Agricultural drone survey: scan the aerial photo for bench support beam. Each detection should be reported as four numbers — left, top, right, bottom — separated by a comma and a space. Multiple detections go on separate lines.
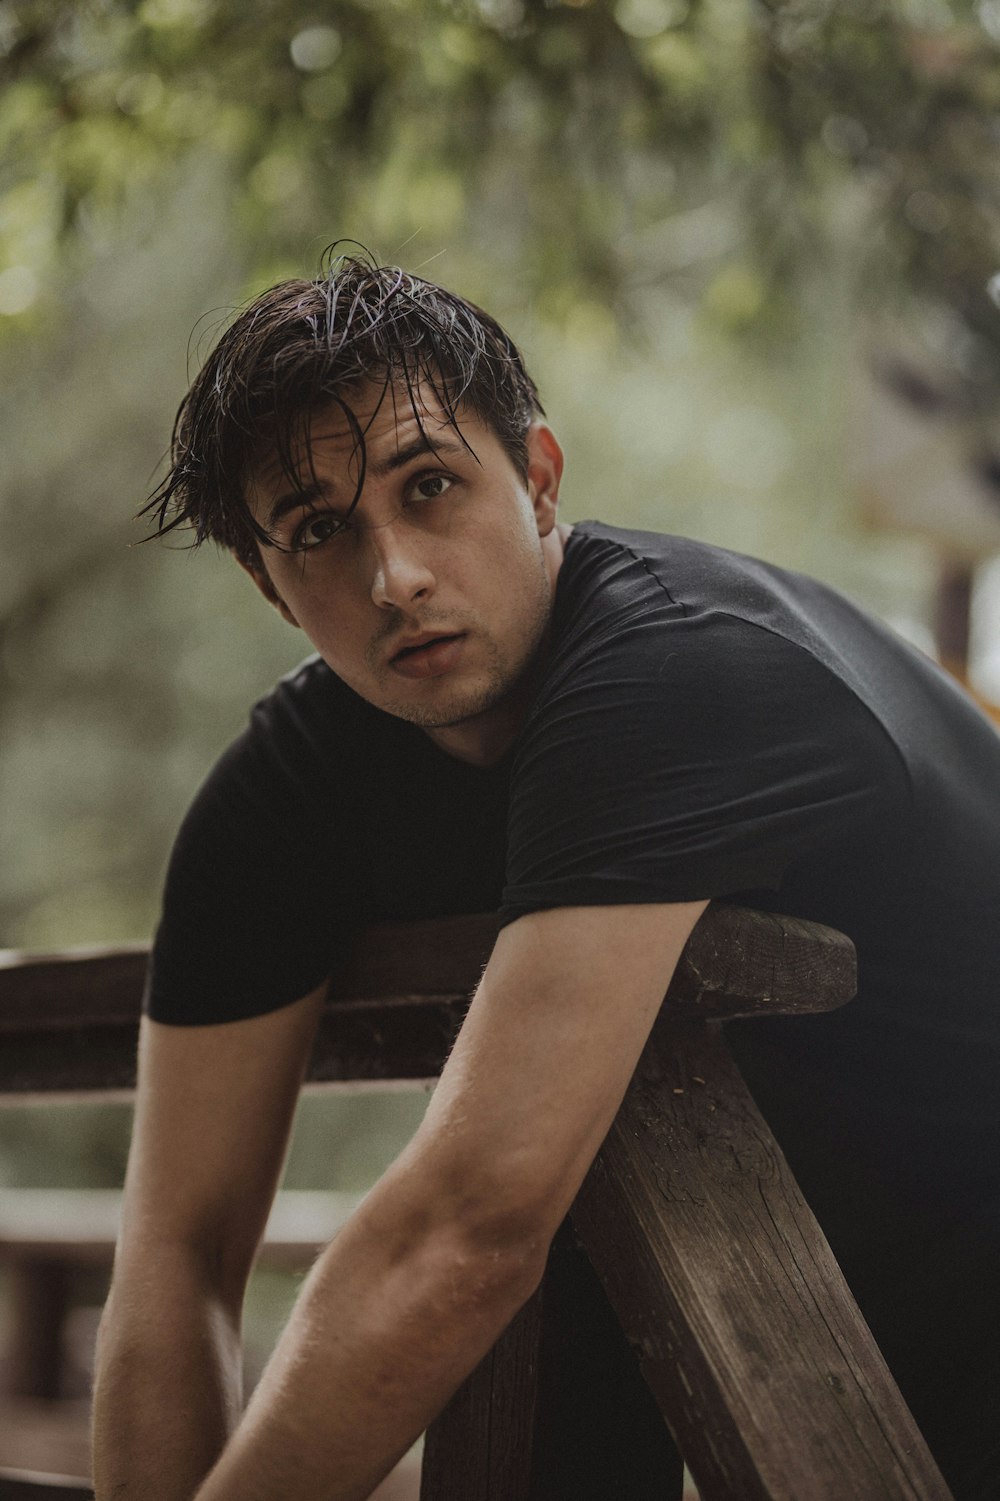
570, 1018, 952, 1501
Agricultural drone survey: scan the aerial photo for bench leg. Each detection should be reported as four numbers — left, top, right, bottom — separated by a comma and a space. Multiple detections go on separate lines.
420, 1223, 683, 1500
420, 1277, 542, 1500
2, 1258, 72, 1401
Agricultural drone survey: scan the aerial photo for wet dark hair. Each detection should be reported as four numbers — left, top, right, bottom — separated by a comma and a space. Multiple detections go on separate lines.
140, 244, 545, 570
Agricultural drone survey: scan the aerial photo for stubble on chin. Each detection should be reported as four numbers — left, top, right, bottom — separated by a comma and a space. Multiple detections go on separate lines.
375, 637, 510, 729
370, 554, 555, 730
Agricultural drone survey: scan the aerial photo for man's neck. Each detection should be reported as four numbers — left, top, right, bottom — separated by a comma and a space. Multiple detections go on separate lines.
425, 674, 542, 768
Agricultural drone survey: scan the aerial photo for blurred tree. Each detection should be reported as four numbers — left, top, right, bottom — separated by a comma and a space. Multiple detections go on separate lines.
1, 0, 999, 378
5, 0, 998, 950
2, 0, 997, 1201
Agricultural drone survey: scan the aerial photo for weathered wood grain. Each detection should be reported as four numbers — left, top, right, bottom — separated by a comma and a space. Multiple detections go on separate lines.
569, 1017, 953, 1501
421, 1224, 685, 1500
669, 904, 855, 1019
0, 906, 855, 1029
421, 1283, 543, 1499
0, 906, 855, 1094
0, 947, 148, 1032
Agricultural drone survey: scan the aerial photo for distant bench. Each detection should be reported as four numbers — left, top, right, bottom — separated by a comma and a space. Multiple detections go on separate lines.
0, 1188, 362, 1402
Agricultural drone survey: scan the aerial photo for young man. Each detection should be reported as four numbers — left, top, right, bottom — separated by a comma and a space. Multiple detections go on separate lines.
93, 252, 1000, 1501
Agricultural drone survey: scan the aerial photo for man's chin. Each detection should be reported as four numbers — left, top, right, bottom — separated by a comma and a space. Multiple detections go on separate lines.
382, 682, 510, 730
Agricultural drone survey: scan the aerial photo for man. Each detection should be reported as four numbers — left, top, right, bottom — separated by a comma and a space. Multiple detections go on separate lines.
93, 251, 1000, 1501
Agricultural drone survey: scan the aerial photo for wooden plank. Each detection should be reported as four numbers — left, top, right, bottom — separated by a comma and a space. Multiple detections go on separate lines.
0, 1472, 93, 1500
421, 1282, 543, 1499
0, 907, 856, 1096
0, 1003, 464, 1095
0, 1402, 93, 1486
667, 905, 855, 1019
0, 946, 148, 1031
0, 1025, 141, 1096
307, 996, 467, 1087
570, 1018, 953, 1501
0, 1188, 362, 1265
0, 1191, 365, 1404
528, 1224, 684, 1500
0, 920, 489, 1033
0, 906, 854, 1031
421, 1224, 685, 1500
1, 1261, 72, 1402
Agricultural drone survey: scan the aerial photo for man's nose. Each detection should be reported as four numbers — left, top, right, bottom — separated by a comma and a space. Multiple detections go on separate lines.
367, 519, 437, 610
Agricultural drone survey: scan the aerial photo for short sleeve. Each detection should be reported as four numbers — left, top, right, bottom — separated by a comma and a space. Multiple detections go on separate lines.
144, 666, 363, 1025
499, 612, 908, 925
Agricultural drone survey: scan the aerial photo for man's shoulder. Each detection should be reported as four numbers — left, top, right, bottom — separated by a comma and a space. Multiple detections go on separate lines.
543, 520, 935, 776
565, 520, 824, 612
252, 652, 355, 721
244, 653, 380, 754
559, 520, 898, 681
551, 521, 999, 802
555, 520, 823, 664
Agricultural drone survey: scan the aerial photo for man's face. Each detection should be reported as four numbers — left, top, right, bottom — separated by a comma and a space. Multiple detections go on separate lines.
242, 384, 566, 764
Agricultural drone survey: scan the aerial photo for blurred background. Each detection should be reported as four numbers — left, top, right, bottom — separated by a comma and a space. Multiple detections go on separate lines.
2, 0, 1000, 1484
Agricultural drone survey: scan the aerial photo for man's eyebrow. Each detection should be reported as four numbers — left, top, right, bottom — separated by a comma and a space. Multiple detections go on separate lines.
369, 435, 468, 478
264, 435, 470, 533
265, 481, 329, 533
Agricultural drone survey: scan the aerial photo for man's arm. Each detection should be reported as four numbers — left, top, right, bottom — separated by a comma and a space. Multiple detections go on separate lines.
91, 982, 327, 1501
191, 898, 709, 1501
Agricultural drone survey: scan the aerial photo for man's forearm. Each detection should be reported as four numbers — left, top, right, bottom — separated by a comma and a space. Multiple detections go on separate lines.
92, 1254, 243, 1501
191, 1173, 545, 1501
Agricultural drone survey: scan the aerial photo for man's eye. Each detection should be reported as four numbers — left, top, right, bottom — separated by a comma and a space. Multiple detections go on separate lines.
410, 473, 454, 502
292, 513, 346, 550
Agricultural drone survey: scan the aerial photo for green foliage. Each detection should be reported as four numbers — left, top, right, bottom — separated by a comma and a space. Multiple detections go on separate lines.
0, 1098, 133, 1187
2, 0, 999, 374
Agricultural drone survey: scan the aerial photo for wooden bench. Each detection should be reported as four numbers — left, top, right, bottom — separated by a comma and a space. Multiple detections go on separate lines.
0, 906, 955, 1500
0, 1189, 362, 1402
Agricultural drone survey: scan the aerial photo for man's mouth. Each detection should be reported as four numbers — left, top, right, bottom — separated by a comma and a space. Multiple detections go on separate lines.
390, 632, 467, 679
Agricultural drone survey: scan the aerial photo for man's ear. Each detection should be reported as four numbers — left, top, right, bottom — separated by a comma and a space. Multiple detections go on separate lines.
525, 422, 565, 538
234, 554, 300, 628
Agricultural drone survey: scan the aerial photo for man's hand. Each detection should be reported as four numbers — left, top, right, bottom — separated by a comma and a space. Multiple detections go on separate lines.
192, 898, 708, 1501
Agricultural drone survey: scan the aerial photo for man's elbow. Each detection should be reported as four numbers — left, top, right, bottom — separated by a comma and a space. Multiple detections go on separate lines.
405, 1214, 547, 1348
394, 1153, 559, 1309
455, 1200, 552, 1299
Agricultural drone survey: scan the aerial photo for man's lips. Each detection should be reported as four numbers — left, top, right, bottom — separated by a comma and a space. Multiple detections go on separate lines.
389, 632, 467, 679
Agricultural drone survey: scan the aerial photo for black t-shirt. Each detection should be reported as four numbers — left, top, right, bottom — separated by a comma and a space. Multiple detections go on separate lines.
145, 521, 1000, 1225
